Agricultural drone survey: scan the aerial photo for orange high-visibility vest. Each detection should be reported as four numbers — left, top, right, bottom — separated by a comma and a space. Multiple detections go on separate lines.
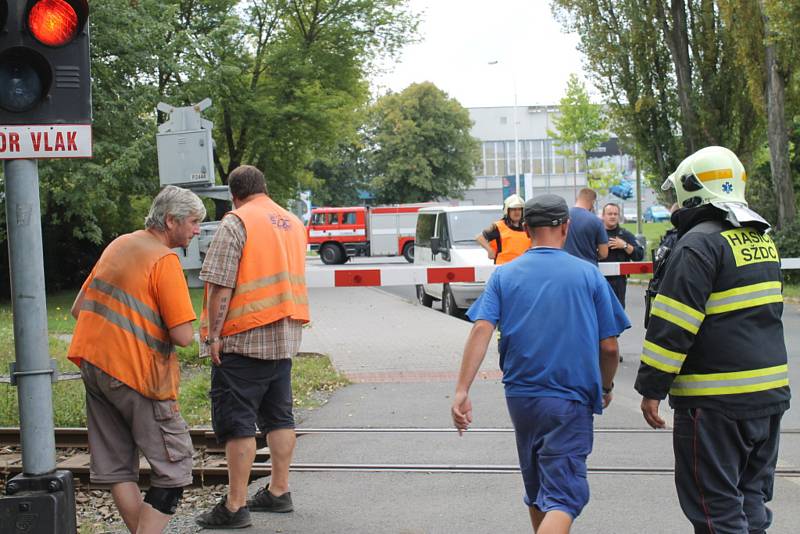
490, 219, 530, 265
201, 195, 309, 339
68, 231, 181, 400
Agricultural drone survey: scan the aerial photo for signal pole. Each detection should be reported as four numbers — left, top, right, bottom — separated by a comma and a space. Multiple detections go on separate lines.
0, 1, 92, 531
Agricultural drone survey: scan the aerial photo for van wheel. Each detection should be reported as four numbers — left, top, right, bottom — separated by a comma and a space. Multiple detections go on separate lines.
320, 243, 343, 265
416, 284, 433, 307
402, 242, 415, 263
442, 284, 461, 317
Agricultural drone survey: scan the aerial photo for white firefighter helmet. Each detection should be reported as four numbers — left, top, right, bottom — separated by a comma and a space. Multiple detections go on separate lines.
661, 146, 747, 209
503, 194, 525, 217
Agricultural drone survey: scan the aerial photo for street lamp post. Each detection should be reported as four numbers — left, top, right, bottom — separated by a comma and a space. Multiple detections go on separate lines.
489, 61, 521, 198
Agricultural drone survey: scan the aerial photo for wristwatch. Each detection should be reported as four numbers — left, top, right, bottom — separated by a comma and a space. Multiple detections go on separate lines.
203, 336, 220, 346
602, 382, 614, 395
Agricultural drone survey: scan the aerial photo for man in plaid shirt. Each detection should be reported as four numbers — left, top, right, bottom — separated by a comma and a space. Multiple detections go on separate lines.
196, 165, 309, 529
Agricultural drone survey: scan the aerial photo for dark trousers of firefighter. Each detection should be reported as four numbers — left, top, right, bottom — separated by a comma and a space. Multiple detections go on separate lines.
673, 408, 783, 534
605, 275, 627, 309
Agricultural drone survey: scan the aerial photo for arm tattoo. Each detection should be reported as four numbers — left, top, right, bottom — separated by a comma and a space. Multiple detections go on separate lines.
212, 296, 229, 335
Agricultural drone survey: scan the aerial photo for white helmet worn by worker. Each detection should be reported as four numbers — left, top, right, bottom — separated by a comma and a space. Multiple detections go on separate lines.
661, 145, 767, 228
503, 194, 525, 217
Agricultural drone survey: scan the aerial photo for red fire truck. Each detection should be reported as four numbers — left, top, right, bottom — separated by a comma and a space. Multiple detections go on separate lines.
307, 204, 430, 264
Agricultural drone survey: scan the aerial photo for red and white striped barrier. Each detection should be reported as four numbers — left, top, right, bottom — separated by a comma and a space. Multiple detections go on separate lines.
306, 259, 800, 288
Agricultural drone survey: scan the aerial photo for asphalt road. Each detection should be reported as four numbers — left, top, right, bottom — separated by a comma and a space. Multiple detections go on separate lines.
307, 255, 800, 429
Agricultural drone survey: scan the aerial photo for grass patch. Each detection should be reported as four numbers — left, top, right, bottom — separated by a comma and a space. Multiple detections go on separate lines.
177, 353, 349, 426
620, 221, 672, 259
0, 347, 347, 427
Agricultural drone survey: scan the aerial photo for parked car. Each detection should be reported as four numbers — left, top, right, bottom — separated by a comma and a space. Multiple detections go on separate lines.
610, 179, 634, 200
414, 205, 501, 316
644, 205, 671, 222
623, 209, 638, 223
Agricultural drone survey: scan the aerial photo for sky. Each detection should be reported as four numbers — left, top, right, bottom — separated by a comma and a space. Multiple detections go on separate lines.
372, 0, 588, 108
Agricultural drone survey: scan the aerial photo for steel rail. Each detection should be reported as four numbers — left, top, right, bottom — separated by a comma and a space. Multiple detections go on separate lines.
1, 427, 800, 450
297, 427, 800, 434
256, 462, 800, 477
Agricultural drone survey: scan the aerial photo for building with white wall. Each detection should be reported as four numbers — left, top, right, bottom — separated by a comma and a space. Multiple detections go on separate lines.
462, 105, 656, 217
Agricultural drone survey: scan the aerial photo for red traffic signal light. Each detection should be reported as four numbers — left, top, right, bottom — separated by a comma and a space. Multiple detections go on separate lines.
28, 0, 86, 47
0, 0, 91, 125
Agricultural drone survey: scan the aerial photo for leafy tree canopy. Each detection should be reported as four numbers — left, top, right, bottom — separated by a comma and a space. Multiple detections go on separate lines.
365, 82, 480, 204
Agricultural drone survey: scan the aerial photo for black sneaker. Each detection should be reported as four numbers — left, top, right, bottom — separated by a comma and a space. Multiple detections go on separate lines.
195, 497, 252, 529
247, 487, 294, 512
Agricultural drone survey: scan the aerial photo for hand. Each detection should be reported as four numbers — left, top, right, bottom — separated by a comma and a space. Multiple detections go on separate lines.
487, 249, 496, 260
209, 340, 222, 366
451, 391, 473, 436
641, 398, 666, 429
602, 391, 613, 409
609, 237, 626, 250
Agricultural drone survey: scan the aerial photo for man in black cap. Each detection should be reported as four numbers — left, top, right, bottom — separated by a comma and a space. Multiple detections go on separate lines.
452, 194, 629, 533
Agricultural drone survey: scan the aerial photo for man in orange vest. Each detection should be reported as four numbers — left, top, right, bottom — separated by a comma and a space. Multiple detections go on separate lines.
195, 165, 310, 529
68, 185, 205, 533
476, 194, 530, 264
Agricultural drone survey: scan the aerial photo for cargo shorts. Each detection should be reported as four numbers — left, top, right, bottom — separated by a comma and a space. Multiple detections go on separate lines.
80, 361, 194, 488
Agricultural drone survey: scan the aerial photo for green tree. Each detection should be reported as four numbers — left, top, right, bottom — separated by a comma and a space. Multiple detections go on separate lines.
551, 0, 761, 208
309, 142, 371, 206
547, 73, 608, 194
365, 82, 480, 204
0, 0, 418, 294
717, 0, 798, 229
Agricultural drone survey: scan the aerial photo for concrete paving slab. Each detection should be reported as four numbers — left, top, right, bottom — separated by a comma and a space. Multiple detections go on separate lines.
200, 471, 800, 533
183, 281, 800, 533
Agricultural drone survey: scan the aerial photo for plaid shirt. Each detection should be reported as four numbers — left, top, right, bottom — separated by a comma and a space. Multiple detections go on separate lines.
199, 214, 303, 360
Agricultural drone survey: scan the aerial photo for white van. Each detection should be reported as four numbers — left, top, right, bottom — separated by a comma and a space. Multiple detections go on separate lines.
414, 205, 502, 316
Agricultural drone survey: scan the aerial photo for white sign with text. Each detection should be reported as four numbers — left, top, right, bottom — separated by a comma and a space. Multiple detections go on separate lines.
0, 124, 92, 159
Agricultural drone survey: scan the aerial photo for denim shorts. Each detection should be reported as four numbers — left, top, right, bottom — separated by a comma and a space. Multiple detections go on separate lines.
506, 396, 594, 518
210, 353, 294, 444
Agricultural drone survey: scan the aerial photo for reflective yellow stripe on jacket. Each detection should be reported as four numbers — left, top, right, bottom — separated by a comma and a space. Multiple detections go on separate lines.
641, 340, 686, 374
705, 281, 783, 315
670, 364, 789, 396
650, 294, 705, 334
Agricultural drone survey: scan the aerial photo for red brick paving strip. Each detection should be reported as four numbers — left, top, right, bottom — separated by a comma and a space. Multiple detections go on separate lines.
344, 370, 503, 383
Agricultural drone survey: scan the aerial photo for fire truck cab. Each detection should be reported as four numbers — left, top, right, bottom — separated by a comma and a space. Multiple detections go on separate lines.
307, 205, 420, 265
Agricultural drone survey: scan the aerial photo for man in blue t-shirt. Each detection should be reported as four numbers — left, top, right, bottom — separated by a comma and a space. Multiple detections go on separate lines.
564, 188, 608, 265
452, 193, 630, 533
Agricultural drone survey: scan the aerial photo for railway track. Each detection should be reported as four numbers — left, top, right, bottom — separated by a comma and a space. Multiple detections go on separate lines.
1, 427, 798, 487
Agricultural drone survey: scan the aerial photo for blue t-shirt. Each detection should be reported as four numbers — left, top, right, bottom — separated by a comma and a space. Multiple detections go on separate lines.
564, 207, 608, 265
467, 248, 630, 414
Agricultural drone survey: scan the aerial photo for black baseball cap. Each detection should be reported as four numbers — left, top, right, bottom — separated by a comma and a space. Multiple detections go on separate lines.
524, 194, 569, 227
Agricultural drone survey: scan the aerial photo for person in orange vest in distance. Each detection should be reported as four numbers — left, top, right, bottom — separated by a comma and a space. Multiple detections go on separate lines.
195, 165, 310, 529
68, 186, 206, 533
476, 193, 530, 264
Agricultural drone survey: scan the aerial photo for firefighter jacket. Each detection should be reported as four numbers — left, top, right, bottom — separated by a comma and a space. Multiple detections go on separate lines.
201, 195, 309, 339
68, 231, 189, 400
488, 219, 530, 265
634, 217, 790, 419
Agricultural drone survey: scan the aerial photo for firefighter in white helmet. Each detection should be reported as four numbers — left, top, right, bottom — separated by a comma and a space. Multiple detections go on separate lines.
635, 146, 789, 533
475, 194, 530, 264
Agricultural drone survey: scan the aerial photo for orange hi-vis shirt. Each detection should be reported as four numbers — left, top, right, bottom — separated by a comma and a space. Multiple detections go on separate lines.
68, 230, 196, 400
201, 195, 309, 339
491, 219, 531, 265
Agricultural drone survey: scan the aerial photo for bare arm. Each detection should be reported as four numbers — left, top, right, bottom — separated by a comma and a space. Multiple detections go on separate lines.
169, 322, 195, 347
599, 336, 619, 407
475, 233, 496, 260
452, 320, 495, 434
205, 283, 234, 365
597, 243, 609, 260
